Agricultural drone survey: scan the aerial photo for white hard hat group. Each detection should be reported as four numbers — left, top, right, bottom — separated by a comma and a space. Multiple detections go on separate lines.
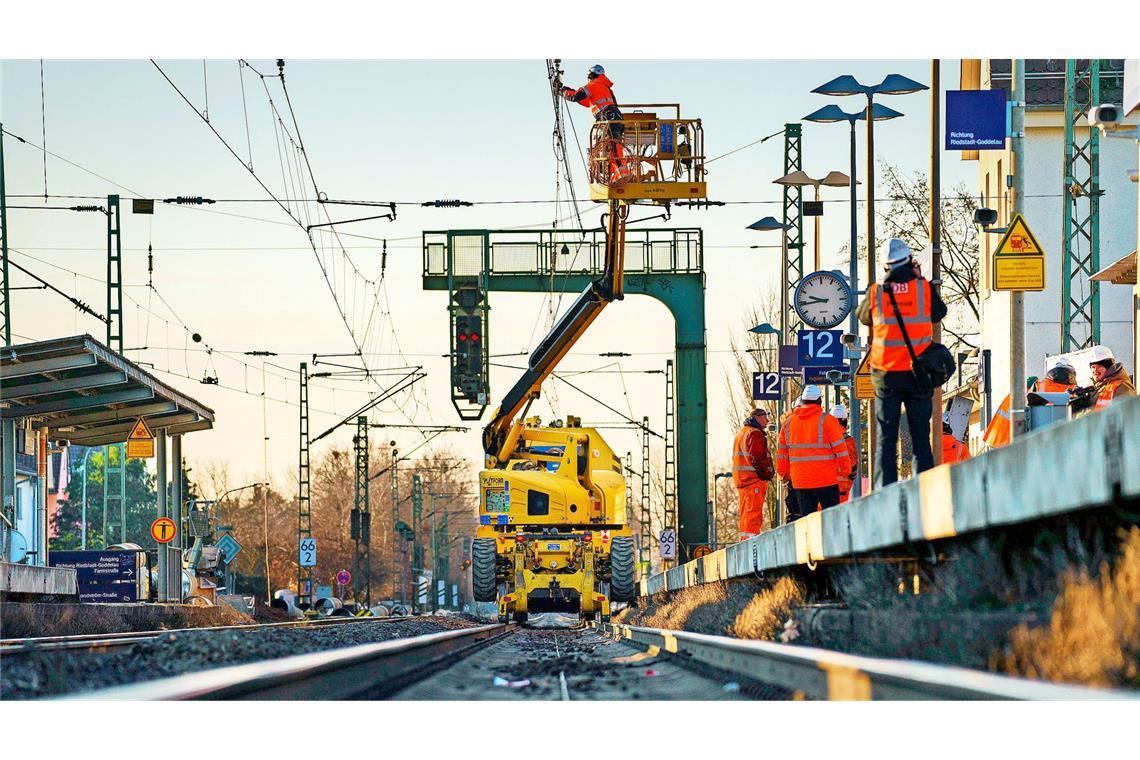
829, 403, 848, 420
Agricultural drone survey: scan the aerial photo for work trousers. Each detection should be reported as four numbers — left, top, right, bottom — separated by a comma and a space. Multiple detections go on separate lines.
737, 481, 768, 538
788, 485, 840, 521
873, 371, 934, 487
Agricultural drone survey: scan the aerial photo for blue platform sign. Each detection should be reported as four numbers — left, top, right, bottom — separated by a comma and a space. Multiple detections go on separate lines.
751, 371, 781, 401
797, 330, 844, 367
50, 550, 139, 603
802, 366, 849, 384
778, 345, 802, 378
945, 90, 1007, 150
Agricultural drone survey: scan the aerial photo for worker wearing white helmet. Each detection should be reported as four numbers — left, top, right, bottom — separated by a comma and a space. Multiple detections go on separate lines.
855, 238, 948, 487
775, 385, 851, 519
828, 404, 858, 502
1084, 345, 1135, 411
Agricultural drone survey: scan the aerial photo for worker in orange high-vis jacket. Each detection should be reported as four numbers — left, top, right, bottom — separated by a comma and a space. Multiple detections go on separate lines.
829, 404, 858, 503
856, 239, 946, 487
562, 64, 629, 183
941, 421, 971, 464
732, 408, 775, 540
1085, 345, 1136, 411
984, 356, 1076, 448
776, 386, 851, 520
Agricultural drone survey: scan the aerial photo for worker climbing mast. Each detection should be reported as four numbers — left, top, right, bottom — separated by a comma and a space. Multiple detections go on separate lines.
472, 64, 707, 623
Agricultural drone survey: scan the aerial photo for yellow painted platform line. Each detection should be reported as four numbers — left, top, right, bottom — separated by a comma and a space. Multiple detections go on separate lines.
918, 465, 957, 540
794, 512, 825, 566
819, 662, 872, 700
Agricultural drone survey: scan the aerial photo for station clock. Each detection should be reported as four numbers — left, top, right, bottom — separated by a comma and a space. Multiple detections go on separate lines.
792, 270, 853, 330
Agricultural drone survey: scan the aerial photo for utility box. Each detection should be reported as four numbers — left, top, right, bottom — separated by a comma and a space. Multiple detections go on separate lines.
1026, 391, 1072, 432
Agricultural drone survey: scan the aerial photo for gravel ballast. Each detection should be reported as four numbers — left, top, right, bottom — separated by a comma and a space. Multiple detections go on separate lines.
1, 615, 481, 700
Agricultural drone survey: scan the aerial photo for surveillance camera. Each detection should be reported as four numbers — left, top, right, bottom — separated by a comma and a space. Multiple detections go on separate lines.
1088, 103, 1121, 131
973, 208, 998, 227
841, 333, 857, 346
824, 369, 847, 385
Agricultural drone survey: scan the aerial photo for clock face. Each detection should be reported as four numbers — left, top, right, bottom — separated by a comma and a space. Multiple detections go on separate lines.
794, 271, 852, 329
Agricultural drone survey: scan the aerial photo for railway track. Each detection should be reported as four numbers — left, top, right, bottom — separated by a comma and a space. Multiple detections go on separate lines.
0, 614, 413, 656
35, 613, 1140, 701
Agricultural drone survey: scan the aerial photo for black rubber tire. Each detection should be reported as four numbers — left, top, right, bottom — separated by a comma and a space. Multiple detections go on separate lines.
472, 538, 498, 602
513, 611, 528, 625
609, 536, 636, 602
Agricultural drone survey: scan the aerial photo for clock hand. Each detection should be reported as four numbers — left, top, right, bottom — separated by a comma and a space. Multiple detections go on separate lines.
804, 296, 830, 305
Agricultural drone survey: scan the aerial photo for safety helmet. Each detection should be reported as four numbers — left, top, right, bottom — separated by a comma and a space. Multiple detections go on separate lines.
1046, 361, 1077, 386
881, 238, 913, 270
801, 385, 823, 403
829, 403, 848, 420
588, 64, 605, 78
1088, 345, 1115, 365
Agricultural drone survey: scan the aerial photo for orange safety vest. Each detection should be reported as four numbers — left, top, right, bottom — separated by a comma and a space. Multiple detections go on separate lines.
775, 405, 851, 489
868, 279, 934, 372
941, 433, 971, 464
1094, 376, 1134, 410
732, 426, 762, 488
983, 395, 1012, 449
572, 75, 618, 117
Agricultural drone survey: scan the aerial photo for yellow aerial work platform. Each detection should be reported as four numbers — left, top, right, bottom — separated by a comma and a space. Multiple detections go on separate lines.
588, 103, 707, 203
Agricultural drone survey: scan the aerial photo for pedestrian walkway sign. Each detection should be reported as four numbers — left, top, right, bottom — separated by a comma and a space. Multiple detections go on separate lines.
993, 213, 1045, 291
126, 417, 154, 458
854, 353, 874, 400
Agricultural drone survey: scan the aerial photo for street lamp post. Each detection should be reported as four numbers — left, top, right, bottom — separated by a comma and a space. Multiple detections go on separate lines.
711, 471, 731, 547
811, 74, 927, 492
80, 447, 93, 549
803, 103, 903, 498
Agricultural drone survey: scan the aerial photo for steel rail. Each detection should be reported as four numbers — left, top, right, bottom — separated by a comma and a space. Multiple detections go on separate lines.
1, 615, 414, 655
596, 622, 1138, 701
60, 623, 509, 700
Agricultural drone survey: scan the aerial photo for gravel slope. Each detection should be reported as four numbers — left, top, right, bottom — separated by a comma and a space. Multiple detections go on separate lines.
2, 615, 480, 700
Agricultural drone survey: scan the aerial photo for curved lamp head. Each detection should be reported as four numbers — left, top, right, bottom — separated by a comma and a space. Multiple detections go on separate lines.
749, 322, 780, 335
746, 216, 788, 232
820, 170, 857, 187
875, 73, 929, 95
804, 103, 904, 123
812, 74, 867, 96
812, 73, 928, 97
773, 169, 816, 187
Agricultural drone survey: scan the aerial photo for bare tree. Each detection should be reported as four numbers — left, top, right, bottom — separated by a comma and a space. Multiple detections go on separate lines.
876, 163, 982, 354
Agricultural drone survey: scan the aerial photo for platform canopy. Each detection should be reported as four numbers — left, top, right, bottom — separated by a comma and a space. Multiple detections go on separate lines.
1090, 250, 1137, 285
1, 334, 214, 446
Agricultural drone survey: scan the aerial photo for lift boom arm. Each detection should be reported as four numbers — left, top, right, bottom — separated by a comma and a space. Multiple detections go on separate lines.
482, 201, 629, 464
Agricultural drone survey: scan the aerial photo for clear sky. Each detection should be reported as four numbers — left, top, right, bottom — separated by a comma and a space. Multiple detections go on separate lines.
2, 59, 974, 492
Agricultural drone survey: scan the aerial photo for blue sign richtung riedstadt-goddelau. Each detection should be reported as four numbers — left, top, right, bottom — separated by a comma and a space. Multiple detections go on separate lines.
945, 89, 1007, 150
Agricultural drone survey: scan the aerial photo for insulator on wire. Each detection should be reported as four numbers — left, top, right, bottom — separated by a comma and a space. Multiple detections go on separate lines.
162, 196, 216, 205
422, 199, 472, 208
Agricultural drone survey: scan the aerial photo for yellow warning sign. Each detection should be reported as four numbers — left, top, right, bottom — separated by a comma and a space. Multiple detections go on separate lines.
126, 417, 155, 459
993, 255, 1046, 291
854, 353, 875, 400
994, 213, 1044, 256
